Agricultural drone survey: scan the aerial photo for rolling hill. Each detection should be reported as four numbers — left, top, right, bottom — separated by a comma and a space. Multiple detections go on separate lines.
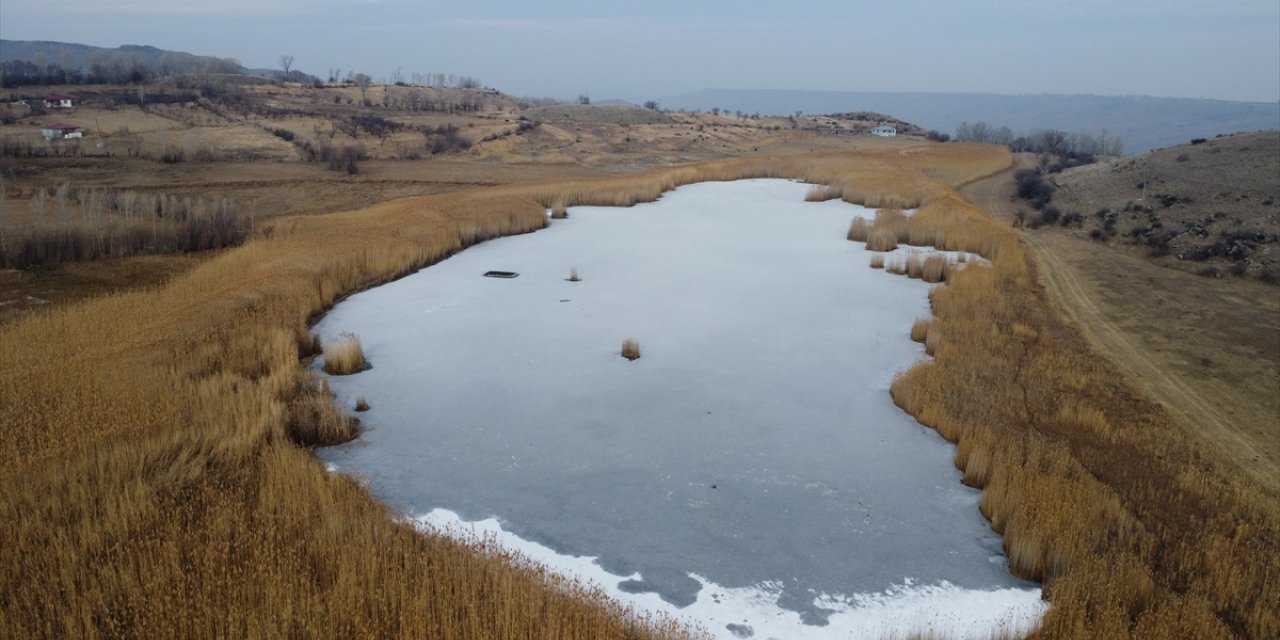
663, 88, 1280, 155
1051, 129, 1280, 281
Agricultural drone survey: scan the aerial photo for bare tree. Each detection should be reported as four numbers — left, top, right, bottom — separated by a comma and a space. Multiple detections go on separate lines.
577, 94, 590, 105
55, 183, 71, 229
58, 51, 75, 85
0, 183, 8, 258
353, 73, 373, 104
32, 190, 47, 234
279, 54, 295, 78
34, 51, 47, 81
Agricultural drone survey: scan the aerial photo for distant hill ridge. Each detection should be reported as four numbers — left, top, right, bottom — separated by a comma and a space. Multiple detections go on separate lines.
2, 39, 237, 69
663, 89, 1280, 154
0, 39, 286, 81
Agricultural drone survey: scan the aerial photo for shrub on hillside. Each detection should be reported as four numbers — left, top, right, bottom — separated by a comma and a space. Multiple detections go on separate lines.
1039, 206, 1061, 226
425, 124, 471, 155
333, 145, 365, 174
1014, 169, 1054, 210
1059, 211, 1084, 227
298, 140, 367, 174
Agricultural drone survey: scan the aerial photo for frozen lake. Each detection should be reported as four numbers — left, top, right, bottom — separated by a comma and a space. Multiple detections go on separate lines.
315, 180, 1043, 638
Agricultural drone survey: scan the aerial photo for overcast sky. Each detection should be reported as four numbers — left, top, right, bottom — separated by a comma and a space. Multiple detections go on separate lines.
2, 0, 1277, 103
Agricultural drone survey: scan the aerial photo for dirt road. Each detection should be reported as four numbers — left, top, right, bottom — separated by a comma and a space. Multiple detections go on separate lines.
962, 164, 1279, 493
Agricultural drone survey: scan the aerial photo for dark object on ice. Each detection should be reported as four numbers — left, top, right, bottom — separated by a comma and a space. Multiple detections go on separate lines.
483, 270, 519, 278
726, 623, 755, 638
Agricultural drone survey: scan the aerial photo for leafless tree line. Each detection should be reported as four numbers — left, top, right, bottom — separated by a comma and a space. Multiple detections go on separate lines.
954, 121, 1125, 157
379, 88, 489, 113
0, 183, 250, 268
325, 68, 481, 90
2, 50, 241, 88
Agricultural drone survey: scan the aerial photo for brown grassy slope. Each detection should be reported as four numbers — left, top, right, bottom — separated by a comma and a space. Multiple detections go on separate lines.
962, 161, 1280, 493
1, 80, 926, 196
892, 194, 1279, 638
521, 103, 676, 125
1050, 130, 1280, 281
0, 144, 1003, 639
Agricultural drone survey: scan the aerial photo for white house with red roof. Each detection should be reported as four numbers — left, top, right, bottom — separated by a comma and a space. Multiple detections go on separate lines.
43, 94, 73, 109
41, 123, 83, 140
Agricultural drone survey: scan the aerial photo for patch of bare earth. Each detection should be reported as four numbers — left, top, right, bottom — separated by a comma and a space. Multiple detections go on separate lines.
0, 254, 209, 325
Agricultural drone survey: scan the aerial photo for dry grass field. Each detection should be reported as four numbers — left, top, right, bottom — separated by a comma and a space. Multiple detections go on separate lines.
3, 79, 1278, 638
1, 81, 921, 318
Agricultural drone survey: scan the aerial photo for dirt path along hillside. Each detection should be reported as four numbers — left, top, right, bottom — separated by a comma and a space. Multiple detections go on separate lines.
961, 164, 1279, 494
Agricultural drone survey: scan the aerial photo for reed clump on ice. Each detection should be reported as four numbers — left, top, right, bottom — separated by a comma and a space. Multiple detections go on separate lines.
321, 331, 366, 375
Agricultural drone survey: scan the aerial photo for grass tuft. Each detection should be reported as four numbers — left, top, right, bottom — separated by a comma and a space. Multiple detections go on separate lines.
905, 254, 925, 279
287, 374, 360, 446
848, 217, 871, 242
923, 324, 942, 357
322, 331, 366, 375
921, 255, 950, 283
621, 338, 641, 361
355, 396, 370, 412
806, 184, 843, 202
870, 253, 885, 269
875, 207, 911, 243
300, 331, 323, 358
550, 200, 568, 219
866, 228, 899, 252
568, 266, 581, 282
911, 318, 930, 343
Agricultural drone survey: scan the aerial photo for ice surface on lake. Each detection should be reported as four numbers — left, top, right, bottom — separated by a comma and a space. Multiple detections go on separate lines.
315, 179, 1044, 638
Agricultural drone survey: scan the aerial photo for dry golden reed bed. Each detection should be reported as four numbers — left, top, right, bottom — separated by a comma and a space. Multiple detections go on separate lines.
1, 142, 1275, 639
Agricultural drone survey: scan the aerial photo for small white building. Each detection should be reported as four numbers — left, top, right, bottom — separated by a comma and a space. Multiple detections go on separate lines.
870, 124, 897, 137
41, 123, 83, 140
43, 94, 73, 109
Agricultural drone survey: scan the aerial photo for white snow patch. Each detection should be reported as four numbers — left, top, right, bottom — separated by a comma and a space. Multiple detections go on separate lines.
416, 508, 1046, 640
